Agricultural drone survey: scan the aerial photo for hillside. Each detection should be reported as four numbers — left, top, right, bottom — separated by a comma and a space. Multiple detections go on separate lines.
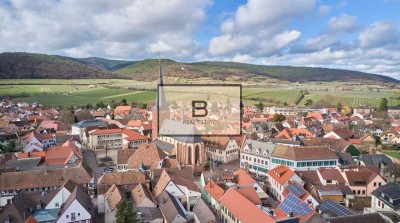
0, 52, 121, 79
0, 52, 398, 83
114, 59, 213, 81
73, 57, 136, 71
188, 61, 398, 83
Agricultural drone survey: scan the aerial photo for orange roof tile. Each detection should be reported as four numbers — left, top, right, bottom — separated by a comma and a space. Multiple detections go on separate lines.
234, 169, 255, 186
45, 146, 74, 165
236, 187, 261, 205
219, 188, 275, 223
127, 120, 142, 128
267, 165, 295, 186
204, 180, 225, 201
348, 138, 362, 145
25, 216, 38, 223
122, 129, 148, 141
18, 153, 29, 159
114, 106, 131, 112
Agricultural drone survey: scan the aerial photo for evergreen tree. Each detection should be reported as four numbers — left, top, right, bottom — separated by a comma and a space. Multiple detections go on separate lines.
114, 200, 140, 223
346, 145, 360, 156
379, 98, 388, 112
255, 101, 264, 111
273, 114, 286, 122
304, 99, 313, 107
121, 99, 128, 106
336, 102, 343, 111
5, 141, 16, 153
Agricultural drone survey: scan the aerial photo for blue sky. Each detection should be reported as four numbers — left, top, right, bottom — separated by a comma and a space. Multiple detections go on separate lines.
0, 0, 399, 78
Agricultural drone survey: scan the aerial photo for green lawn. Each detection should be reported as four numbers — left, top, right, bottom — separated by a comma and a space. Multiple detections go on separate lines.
383, 151, 400, 160
16, 91, 155, 106
242, 89, 302, 105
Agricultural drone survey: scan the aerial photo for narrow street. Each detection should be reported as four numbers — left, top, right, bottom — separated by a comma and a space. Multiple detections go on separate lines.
82, 145, 103, 180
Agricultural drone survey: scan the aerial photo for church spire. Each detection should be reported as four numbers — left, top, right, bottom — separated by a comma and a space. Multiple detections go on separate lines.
155, 54, 166, 108
158, 53, 164, 86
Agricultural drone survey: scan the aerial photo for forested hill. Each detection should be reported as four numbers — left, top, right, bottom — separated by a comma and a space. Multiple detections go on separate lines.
0, 52, 398, 83
0, 52, 120, 79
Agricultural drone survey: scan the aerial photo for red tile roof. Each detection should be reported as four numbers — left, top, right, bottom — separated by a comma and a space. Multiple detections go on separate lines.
45, 146, 74, 165
234, 169, 255, 186
127, 143, 167, 169
236, 187, 261, 205
204, 180, 225, 201
268, 165, 295, 186
219, 188, 275, 223
122, 129, 148, 141
272, 145, 338, 161
317, 168, 346, 184
25, 215, 39, 223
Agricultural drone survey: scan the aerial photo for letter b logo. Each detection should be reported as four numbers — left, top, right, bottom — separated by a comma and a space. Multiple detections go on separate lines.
192, 101, 208, 117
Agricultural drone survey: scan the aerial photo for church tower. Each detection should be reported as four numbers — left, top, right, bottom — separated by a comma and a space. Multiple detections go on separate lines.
151, 58, 167, 141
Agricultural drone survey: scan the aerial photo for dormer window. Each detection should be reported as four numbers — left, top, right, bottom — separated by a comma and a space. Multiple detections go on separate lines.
381, 192, 385, 198
256, 149, 260, 154
390, 198, 393, 203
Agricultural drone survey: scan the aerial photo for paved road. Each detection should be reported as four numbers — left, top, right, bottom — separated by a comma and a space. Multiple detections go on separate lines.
82, 145, 103, 180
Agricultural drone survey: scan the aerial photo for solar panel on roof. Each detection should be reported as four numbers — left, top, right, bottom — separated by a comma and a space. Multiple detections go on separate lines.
287, 183, 306, 197
278, 194, 313, 218
316, 199, 354, 217
382, 187, 400, 199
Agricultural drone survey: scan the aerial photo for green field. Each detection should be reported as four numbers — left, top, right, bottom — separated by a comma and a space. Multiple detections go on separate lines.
242, 88, 302, 106
298, 94, 399, 107
1, 79, 399, 108
383, 151, 400, 160
0, 79, 156, 106
16, 91, 155, 106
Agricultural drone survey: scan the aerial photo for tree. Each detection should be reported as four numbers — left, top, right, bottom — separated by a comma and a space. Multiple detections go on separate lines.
85, 104, 93, 109
379, 98, 388, 112
304, 99, 313, 107
114, 200, 140, 223
375, 136, 382, 146
386, 163, 400, 183
96, 101, 106, 109
255, 101, 264, 111
76, 110, 94, 122
341, 106, 351, 116
121, 99, 128, 106
1, 141, 16, 153
336, 102, 343, 111
346, 145, 360, 156
273, 114, 286, 122
61, 107, 75, 126
283, 101, 288, 106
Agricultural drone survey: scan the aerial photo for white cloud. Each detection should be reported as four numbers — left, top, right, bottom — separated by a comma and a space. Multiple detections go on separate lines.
0, 0, 211, 60
316, 5, 331, 17
327, 13, 357, 33
208, 0, 315, 57
209, 34, 253, 56
291, 35, 337, 53
231, 54, 253, 63
358, 21, 399, 48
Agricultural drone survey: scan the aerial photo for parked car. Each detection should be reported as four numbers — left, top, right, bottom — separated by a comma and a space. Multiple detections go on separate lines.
103, 167, 114, 174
